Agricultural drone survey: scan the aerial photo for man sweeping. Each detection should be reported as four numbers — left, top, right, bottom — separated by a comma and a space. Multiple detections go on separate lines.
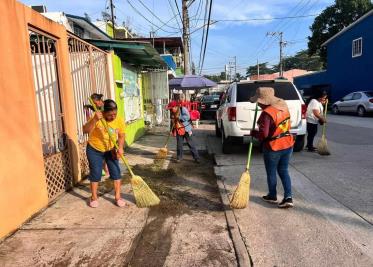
167, 97, 200, 163
250, 87, 295, 208
306, 91, 328, 152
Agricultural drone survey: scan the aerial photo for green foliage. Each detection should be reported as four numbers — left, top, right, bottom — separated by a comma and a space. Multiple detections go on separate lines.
308, 0, 373, 65
246, 62, 275, 76
273, 50, 323, 72
204, 71, 226, 82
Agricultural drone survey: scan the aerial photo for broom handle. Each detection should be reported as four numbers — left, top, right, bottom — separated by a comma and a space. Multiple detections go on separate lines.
247, 103, 259, 170
163, 125, 174, 147
88, 98, 135, 177
322, 99, 328, 136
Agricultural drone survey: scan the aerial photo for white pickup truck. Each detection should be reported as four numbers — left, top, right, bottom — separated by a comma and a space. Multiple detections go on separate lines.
215, 79, 307, 154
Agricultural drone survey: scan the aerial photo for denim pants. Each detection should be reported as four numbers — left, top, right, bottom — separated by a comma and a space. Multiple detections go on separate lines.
263, 147, 293, 199
176, 132, 199, 160
86, 144, 121, 182
306, 122, 318, 149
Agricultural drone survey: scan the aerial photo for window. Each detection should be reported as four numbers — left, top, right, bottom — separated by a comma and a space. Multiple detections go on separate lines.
352, 93, 362, 100
352, 38, 362, 57
364, 91, 373, 97
342, 93, 353, 101
236, 82, 299, 102
73, 23, 84, 38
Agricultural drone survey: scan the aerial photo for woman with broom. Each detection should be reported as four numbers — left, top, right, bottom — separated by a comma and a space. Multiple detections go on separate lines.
250, 87, 295, 208
167, 99, 200, 163
83, 99, 126, 208
306, 91, 328, 152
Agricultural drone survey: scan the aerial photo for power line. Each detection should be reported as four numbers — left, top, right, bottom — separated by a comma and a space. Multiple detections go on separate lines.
199, 0, 213, 75
135, 0, 179, 30
174, 0, 183, 23
167, 0, 183, 32
126, 0, 179, 34
197, 0, 210, 72
189, 13, 318, 22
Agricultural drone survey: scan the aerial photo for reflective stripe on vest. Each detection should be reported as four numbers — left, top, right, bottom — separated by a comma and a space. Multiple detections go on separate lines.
263, 106, 294, 151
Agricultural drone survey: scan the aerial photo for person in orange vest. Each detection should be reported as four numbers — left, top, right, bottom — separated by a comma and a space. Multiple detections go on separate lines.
250, 87, 295, 208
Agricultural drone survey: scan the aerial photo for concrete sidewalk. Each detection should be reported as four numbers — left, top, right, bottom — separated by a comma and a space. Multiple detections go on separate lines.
0, 124, 236, 267
208, 133, 373, 266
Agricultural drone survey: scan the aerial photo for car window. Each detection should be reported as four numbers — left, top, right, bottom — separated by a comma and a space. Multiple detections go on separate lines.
352, 93, 362, 100
236, 82, 299, 102
364, 91, 373, 97
343, 93, 353, 101
202, 95, 215, 102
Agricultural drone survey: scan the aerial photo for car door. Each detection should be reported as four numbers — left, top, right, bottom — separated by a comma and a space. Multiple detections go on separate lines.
349, 93, 362, 112
338, 93, 353, 112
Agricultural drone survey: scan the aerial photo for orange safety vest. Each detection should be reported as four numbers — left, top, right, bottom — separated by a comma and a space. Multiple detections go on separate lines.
262, 106, 294, 151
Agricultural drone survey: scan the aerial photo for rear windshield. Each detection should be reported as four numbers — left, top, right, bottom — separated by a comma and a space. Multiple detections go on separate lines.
236, 82, 299, 102
202, 95, 215, 102
364, 91, 373, 97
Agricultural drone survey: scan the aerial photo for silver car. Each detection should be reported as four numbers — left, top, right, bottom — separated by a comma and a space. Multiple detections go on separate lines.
332, 91, 373, 117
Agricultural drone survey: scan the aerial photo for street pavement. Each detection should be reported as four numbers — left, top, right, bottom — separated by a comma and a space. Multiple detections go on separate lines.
210, 114, 373, 266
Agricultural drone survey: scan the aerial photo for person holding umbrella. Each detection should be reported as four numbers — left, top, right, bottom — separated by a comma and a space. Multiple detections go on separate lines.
167, 96, 200, 163
250, 87, 295, 208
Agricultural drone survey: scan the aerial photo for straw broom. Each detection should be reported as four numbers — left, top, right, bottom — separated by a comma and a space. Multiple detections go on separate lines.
230, 103, 259, 209
317, 99, 331, 156
155, 126, 173, 160
89, 98, 160, 208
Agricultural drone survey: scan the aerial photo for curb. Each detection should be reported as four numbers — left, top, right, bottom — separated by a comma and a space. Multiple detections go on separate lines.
216, 176, 252, 267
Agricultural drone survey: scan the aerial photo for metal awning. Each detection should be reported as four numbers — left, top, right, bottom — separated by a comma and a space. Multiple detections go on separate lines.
87, 39, 167, 68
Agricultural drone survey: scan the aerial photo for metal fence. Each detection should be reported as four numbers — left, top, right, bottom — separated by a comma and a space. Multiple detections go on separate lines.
29, 27, 73, 200
67, 34, 110, 176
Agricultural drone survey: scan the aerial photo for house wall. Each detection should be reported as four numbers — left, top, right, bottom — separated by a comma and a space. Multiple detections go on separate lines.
0, 0, 80, 238
327, 14, 373, 101
111, 54, 145, 146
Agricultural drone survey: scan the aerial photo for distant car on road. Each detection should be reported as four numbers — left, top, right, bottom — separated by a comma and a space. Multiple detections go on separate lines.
199, 95, 220, 119
216, 79, 307, 153
332, 91, 373, 117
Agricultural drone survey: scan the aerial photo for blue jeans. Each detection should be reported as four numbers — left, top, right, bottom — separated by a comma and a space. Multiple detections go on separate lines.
176, 132, 199, 160
263, 147, 293, 199
86, 144, 121, 182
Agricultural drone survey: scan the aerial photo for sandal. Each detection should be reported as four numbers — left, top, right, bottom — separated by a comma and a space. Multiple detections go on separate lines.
115, 198, 127, 208
89, 198, 99, 208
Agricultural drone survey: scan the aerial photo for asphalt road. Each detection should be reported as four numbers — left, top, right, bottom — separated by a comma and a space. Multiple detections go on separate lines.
208, 114, 373, 266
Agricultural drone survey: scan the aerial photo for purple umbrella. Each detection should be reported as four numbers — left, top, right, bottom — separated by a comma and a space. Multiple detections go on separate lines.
169, 75, 217, 90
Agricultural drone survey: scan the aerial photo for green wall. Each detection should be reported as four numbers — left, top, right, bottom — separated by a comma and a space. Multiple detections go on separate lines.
111, 53, 145, 146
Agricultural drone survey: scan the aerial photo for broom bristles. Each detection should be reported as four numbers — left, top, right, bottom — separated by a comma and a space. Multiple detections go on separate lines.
131, 175, 160, 208
155, 147, 168, 159
317, 136, 330, 156
230, 170, 251, 209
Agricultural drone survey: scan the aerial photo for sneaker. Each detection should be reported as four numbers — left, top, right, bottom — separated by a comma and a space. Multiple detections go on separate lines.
278, 198, 294, 208
194, 158, 201, 164
307, 147, 317, 152
262, 195, 278, 204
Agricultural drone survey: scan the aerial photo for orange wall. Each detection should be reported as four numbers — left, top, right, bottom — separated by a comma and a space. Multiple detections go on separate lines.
0, 0, 80, 239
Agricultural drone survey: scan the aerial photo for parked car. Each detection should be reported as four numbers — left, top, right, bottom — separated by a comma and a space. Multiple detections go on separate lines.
215, 79, 307, 153
332, 91, 373, 117
199, 95, 220, 119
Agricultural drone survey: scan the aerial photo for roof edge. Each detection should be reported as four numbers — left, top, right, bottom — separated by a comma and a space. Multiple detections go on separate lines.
322, 9, 373, 46
65, 13, 112, 40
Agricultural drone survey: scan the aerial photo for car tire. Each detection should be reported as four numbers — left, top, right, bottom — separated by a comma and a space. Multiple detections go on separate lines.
332, 105, 339, 115
221, 125, 232, 154
293, 135, 305, 152
215, 119, 221, 137
357, 106, 366, 117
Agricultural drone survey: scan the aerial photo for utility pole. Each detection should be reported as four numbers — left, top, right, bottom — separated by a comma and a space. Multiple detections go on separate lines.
225, 64, 228, 81
257, 58, 260, 80
234, 56, 237, 81
182, 0, 190, 75
109, 0, 115, 39
267, 32, 286, 77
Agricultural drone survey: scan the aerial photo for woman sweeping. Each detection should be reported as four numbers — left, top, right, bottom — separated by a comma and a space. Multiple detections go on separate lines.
250, 87, 295, 208
83, 99, 126, 208
167, 99, 200, 163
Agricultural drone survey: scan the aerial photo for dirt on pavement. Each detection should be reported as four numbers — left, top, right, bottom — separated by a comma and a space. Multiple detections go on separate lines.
126, 153, 237, 267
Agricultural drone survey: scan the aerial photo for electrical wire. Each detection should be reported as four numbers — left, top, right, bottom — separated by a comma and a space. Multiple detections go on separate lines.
197, 0, 209, 72
199, 0, 213, 75
135, 0, 179, 30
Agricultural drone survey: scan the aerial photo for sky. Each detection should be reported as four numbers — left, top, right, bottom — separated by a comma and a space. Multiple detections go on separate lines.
20, 0, 335, 75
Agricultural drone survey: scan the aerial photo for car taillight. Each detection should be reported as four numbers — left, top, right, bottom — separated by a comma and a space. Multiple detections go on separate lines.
369, 98, 373, 103
301, 104, 307, 119
228, 107, 236, 121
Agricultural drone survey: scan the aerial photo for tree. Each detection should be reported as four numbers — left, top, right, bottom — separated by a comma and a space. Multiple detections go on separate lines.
204, 71, 226, 82
246, 62, 275, 76
272, 50, 323, 72
308, 0, 373, 65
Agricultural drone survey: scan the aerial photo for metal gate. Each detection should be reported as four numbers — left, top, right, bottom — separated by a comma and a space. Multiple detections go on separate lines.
67, 34, 110, 176
29, 28, 73, 201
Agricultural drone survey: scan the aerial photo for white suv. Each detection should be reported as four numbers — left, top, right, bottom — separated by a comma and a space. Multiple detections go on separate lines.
215, 79, 307, 153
